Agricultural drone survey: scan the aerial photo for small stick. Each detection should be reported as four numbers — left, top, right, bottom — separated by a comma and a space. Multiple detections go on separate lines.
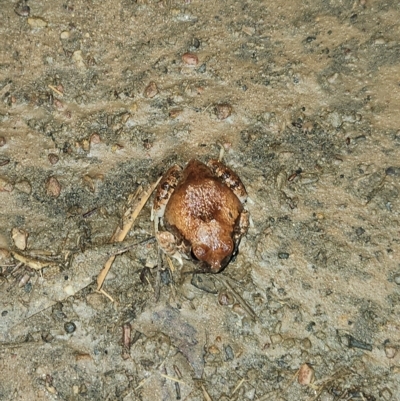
216, 276, 257, 321
121, 323, 131, 360
175, 382, 181, 400
159, 374, 185, 384
111, 237, 155, 256
201, 385, 213, 401
11, 251, 57, 270
165, 255, 175, 272
98, 288, 115, 303
48, 84, 64, 97
96, 178, 161, 292
231, 378, 246, 395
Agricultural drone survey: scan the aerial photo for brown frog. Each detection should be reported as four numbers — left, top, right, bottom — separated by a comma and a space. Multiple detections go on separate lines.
152, 159, 249, 273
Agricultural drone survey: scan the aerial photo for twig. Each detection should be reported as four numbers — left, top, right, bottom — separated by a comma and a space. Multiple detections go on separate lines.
48, 84, 64, 97
201, 385, 213, 401
96, 178, 161, 292
216, 276, 257, 321
11, 251, 58, 270
159, 374, 185, 384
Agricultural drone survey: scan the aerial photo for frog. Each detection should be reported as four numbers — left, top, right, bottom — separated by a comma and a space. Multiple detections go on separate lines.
152, 159, 249, 273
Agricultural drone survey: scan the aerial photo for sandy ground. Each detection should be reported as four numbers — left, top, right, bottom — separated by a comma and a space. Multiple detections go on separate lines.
1, 0, 400, 400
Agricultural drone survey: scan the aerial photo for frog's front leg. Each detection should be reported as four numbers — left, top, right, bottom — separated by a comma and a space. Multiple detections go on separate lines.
151, 164, 182, 232
155, 231, 184, 266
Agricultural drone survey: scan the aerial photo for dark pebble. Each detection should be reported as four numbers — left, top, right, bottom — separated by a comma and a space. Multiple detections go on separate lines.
393, 274, 400, 285
346, 334, 372, 351
306, 321, 315, 332
385, 166, 400, 176
64, 321, 76, 333
278, 252, 289, 259
355, 227, 365, 236
353, 135, 366, 143
24, 282, 32, 293
160, 268, 171, 285
48, 153, 59, 165
197, 63, 206, 73
190, 37, 201, 49
41, 332, 54, 343
224, 345, 234, 361
191, 274, 218, 294
14, 2, 30, 17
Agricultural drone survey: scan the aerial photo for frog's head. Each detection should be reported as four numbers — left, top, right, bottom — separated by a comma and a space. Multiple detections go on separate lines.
192, 233, 234, 273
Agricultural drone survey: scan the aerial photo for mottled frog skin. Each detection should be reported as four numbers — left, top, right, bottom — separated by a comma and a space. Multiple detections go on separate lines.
153, 159, 249, 273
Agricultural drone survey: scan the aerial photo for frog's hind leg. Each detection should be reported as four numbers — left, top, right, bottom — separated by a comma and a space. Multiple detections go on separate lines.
155, 231, 183, 266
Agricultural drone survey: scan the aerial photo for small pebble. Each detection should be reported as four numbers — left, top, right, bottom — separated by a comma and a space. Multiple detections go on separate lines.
393, 274, 400, 285
298, 363, 315, 385
301, 338, 312, 349
283, 338, 295, 349
11, 227, 29, 250
208, 345, 220, 354
144, 81, 158, 98
169, 109, 183, 119
384, 345, 397, 359
215, 103, 232, 120
182, 52, 199, 66
191, 274, 218, 294
82, 175, 95, 193
86, 293, 108, 311
197, 63, 206, 73
278, 252, 289, 259
90, 133, 101, 144
224, 345, 234, 360
218, 291, 234, 306
81, 139, 90, 152
53, 99, 64, 110
385, 166, 400, 176
27, 16, 48, 28
48, 153, 59, 165
60, 31, 70, 40
46, 176, 61, 198
270, 334, 283, 344
242, 26, 255, 36
327, 111, 342, 128
374, 38, 386, 45
190, 37, 201, 49
72, 50, 86, 69
327, 72, 339, 84
15, 180, 32, 194
0, 177, 14, 192
14, 2, 30, 17
0, 248, 11, 262
64, 321, 76, 334
0, 136, 6, 147
232, 303, 247, 317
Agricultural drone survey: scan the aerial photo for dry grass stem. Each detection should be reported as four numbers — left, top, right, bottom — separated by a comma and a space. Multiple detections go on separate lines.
96, 178, 161, 292
11, 251, 58, 270
159, 374, 185, 384
48, 84, 64, 97
201, 384, 213, 401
